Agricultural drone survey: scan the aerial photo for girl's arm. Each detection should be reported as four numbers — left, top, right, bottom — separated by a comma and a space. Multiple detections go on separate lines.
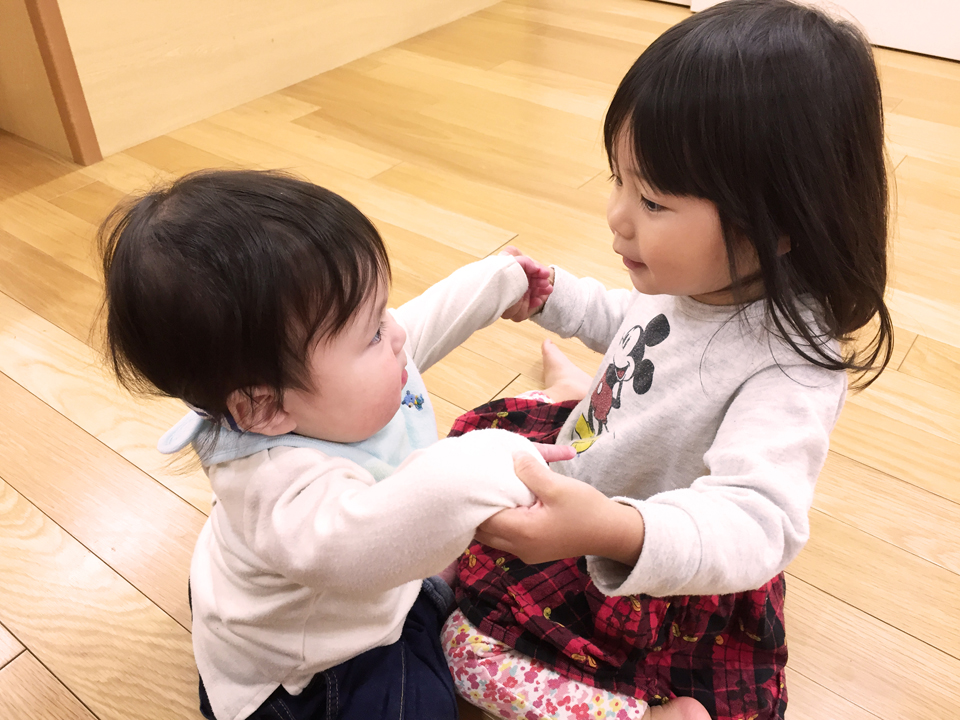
230, 428, 547, 594
533, 267, 634, 353
480, 362, 846, 596
392, 254, 530, 372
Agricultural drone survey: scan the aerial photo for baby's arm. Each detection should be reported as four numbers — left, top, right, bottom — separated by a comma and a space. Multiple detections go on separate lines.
481, 363, 846, 596
393, 254, 529, 372
476, 453, 645, 566
237, 429, 547, 595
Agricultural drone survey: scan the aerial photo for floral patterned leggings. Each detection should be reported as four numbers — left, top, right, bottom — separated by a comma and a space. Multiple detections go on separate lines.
443, 609, 648, 720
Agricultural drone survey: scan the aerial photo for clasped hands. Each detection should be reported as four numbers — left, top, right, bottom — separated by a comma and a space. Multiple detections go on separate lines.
479, 446, 646, 567
500, 246, 555, 322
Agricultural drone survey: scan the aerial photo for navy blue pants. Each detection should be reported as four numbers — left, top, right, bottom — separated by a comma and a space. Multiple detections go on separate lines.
199, 578, 459, 720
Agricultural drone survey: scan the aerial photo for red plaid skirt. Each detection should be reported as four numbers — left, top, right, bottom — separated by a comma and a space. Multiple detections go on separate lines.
449, 398, 788, 720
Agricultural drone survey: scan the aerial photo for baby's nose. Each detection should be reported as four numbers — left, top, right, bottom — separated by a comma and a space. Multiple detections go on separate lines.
391, 319, 407, 354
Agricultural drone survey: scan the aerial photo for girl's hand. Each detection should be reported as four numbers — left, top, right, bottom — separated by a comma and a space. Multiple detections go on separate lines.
531, 442, 576, 464
500, 246, 555, 322
476, 453, 646, 566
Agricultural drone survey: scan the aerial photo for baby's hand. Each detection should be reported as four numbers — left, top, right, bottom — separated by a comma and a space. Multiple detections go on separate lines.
476, 453, 645, 566
500, 246, 554, 322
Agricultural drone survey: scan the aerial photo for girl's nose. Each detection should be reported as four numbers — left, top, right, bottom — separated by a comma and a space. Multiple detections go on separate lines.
606, 190, 631, 240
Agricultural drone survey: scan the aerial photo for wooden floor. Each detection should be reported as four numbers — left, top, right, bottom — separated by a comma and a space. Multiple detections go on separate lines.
0, 1, 958, 718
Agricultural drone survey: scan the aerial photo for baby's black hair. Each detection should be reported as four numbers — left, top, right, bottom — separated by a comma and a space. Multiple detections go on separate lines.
604, 0, 892, 386
100, 169, 390, 424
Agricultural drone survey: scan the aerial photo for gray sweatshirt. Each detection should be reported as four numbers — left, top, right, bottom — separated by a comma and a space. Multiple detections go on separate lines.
537, 268, 847, 597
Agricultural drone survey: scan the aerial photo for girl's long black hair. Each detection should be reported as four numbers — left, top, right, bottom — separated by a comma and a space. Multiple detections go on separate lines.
604, 0, 892, 387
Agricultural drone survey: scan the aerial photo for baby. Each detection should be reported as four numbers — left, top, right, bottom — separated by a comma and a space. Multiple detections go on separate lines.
99, 169, 570, 720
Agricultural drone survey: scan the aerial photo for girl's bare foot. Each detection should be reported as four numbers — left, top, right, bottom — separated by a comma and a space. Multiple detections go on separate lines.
643, 698, 710, 720
643, 696, 711, 720
541, 339, 592, 402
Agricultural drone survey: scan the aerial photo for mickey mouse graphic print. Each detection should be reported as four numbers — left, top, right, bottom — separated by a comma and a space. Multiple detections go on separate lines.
573, 314, 670, 453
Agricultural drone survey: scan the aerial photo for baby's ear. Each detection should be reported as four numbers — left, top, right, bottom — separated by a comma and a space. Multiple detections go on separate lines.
227, 387, 296, 436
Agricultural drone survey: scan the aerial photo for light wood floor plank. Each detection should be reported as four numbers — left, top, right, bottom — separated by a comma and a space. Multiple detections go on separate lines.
816, 452, 960, 575
73, 152, 174, 196
433, 395, 468, 440
0, 622, 23, 669
371, 47, 609, 120
790, 509, 960, 659
47, 180, 129, 228
382, 222, 482, 307
123, 135, 239, 176
464, 6, 655, 82
0, 291, 212, 513
372, 162, 619, 286
0, 652, 97, 720
423, 345, 519, 411
516, 0, 692, 26
462, 319, 602, 383
490, 0, 670, 47
785, 576, 960, 720
0, 134, 80, 201
896, 155, 960, 214
366, 64, 607, 171
0, 479, 201, 720
886, 285, 960, 349
167, 119, 517, 259
875, 46, 960, 83
0, 232, 101, 346
887, 112, 960, 166
787, 670, 881, 720
494, 373, 545, 401
829, 401, 960, 504
287, 63, 608, 196
0, 193, 100, 280
0, 371, 202, 627
899, 334, 960, 393
205, 104, 401, 180
847, 367, 960, 445
878, 61, 960, 128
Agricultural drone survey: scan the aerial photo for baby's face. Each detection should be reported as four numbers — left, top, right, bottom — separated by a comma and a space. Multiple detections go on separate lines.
281, 282, 408, 443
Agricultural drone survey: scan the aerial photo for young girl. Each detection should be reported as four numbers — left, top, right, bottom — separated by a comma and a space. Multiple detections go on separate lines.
442, 2, 892, 719
98, 169, 573, 720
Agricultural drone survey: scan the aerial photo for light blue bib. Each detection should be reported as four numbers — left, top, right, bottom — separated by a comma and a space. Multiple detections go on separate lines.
157, 360, 438, 481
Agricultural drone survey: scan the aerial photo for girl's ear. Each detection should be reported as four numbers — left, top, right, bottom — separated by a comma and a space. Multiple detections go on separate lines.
226, 387, 297, 436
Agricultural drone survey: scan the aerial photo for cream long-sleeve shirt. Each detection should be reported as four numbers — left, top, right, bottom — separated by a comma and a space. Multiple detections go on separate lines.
535, 268, 847, 598
181, 256, 540, 720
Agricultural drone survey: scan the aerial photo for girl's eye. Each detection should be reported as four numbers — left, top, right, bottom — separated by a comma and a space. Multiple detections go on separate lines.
641, 196, 664, 212
608, 173, 623, 187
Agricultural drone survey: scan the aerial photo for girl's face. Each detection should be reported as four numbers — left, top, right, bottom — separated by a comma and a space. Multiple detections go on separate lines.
607, 135, 758, 305
281, 282, 409, 443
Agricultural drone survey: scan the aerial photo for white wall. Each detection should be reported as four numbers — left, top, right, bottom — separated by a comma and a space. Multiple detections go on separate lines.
56, 0, 500, 156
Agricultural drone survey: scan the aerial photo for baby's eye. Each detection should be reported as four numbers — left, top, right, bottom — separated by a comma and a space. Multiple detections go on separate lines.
371, 323, 385, 344
641, 196, 664, 212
